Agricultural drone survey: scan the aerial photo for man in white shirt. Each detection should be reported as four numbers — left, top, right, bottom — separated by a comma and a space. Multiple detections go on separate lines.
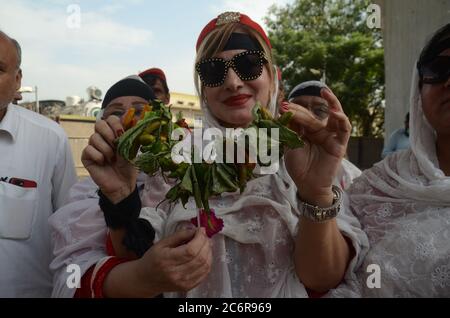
0, 30, 77, 297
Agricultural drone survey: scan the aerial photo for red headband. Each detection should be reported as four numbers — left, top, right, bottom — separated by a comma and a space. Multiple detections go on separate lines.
138, 68, 166, 82
196, 12, 272, 52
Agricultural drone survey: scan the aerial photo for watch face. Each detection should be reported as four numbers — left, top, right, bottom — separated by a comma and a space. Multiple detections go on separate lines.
310, 203, 340, 222
312, 210, 320, 221
314, 210, 327, 222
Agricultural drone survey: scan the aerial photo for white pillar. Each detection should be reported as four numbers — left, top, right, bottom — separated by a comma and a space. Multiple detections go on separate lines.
376, 0, 450, 142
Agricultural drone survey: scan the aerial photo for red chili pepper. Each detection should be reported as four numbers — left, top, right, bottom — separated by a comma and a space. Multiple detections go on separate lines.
122, 108, 136, 130
139, 104, 153, 120
144, 104, 152, 112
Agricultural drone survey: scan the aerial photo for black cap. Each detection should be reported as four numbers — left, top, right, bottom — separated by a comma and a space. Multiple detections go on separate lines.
288, 80, 328, 101
102, 75, 156, 109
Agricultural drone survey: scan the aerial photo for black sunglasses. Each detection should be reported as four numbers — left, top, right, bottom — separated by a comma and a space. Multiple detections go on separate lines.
418, 56, 450, 84
196, 50, 268, 88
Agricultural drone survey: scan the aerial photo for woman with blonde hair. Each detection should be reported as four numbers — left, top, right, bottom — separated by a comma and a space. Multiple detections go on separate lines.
50, 12, 368, 298
137, 12, 367, 298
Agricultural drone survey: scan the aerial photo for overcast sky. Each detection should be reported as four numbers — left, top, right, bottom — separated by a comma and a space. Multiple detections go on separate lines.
0, 0, 292, 102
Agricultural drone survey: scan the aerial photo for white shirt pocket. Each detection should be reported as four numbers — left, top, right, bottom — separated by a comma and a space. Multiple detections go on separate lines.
0, 182, 37, 240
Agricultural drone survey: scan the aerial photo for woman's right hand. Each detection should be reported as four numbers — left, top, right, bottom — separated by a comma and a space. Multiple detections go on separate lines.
81, 115, 137, 204
135, 228, 212, 296
283, 88, 351, 206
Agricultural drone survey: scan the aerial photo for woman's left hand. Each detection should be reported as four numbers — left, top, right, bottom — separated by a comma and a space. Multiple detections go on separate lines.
283, 88, 351, 206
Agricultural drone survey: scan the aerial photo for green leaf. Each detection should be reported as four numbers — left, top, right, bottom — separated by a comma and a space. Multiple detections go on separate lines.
215, 164, 239, 193
277, 112, 293, 126
180, 191, 190, 208
135, 151, 159, 175
165, 183, 181, 202
278, 125, 305, 149
190, 164, 203, 209
180, 165, 193, 194
252, 102, 262, 123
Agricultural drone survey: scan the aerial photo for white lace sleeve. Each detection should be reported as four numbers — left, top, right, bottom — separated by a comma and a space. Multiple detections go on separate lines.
335, 193, 370, 281
50, 173, 174, 298
49, 178, 108, 298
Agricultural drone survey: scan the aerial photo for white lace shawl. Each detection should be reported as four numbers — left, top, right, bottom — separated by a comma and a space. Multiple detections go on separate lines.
140, 159, 368, 298
328, 66, 450, 297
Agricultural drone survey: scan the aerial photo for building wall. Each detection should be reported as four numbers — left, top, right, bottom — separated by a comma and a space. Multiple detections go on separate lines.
59, 116, 95, 178
377, 0, 450, 142
169, 92, 203, 127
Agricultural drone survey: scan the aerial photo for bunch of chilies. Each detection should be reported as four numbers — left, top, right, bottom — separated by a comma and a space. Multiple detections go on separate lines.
117, 100, 303, 237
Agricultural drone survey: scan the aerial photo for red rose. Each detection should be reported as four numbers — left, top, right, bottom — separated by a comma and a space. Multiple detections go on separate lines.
190, 209, 224, 238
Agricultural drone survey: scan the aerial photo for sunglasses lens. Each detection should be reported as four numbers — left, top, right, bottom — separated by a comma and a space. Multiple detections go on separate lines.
197, 51, 266, 87
198, 60, 226, 86
421, 56, 450, 83
234, 53, 264, 80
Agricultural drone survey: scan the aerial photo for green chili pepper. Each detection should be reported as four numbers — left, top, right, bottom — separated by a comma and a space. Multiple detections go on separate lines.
138, 133, 156, 145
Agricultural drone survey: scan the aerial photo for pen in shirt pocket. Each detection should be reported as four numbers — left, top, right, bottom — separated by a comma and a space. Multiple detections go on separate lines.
0, 176, 38, 188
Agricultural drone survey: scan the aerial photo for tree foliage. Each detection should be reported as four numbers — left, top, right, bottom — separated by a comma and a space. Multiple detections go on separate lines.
266, 0, 385, 137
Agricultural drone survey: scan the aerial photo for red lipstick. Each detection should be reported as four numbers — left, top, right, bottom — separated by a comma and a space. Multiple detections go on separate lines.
223, 94, 252, 107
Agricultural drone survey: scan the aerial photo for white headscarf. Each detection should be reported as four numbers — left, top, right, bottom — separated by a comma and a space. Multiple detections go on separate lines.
358, 54, 450, 205
409, 65, 447, 182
